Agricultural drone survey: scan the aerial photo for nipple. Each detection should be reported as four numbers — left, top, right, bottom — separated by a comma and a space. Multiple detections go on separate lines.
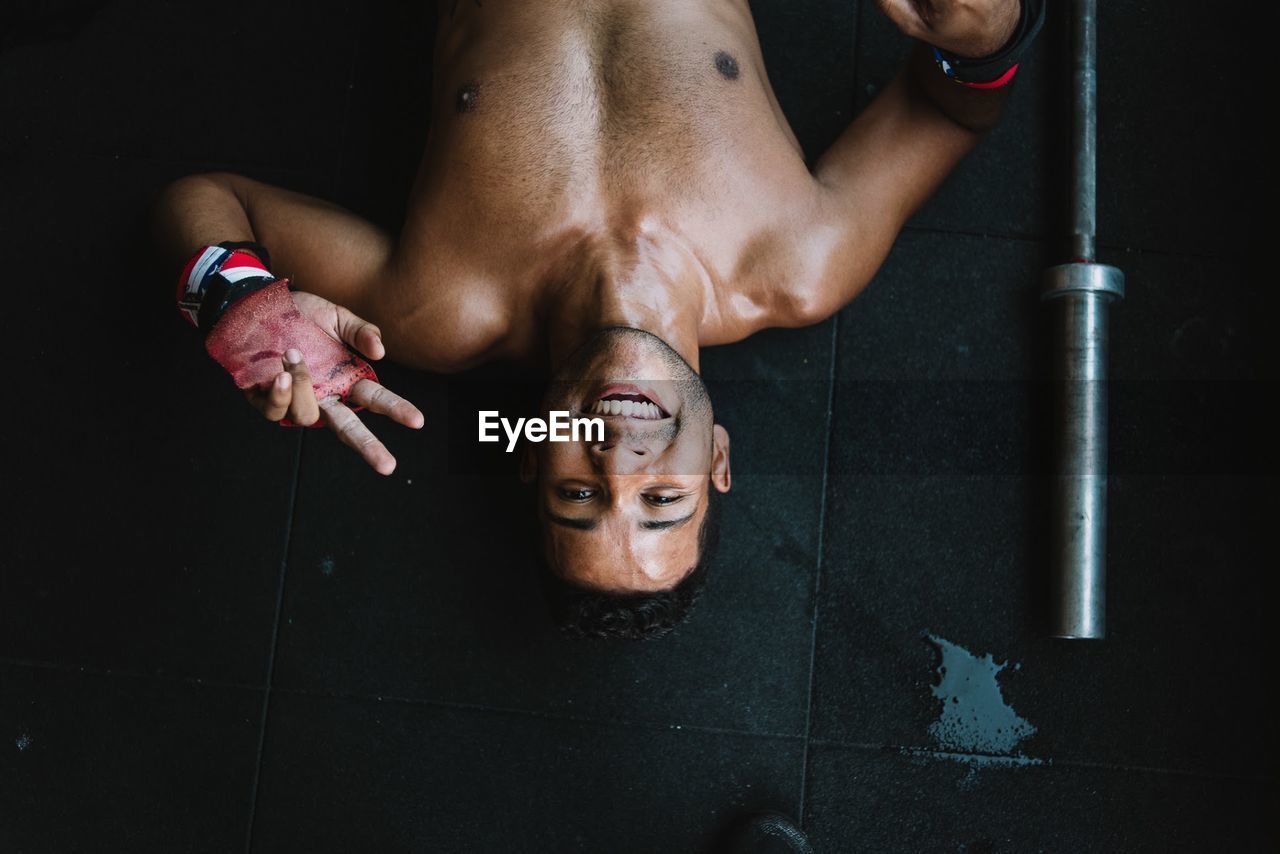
456, 82, 480, 113
714, 51, 740, 81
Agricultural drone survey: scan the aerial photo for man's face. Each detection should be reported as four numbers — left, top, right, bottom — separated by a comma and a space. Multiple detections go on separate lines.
530, 328, 731, 593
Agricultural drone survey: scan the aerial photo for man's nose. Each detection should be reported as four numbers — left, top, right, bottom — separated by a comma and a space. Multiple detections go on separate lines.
590, 438, 653, 473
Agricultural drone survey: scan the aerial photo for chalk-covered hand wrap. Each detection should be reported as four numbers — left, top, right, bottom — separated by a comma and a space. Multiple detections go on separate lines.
204, 279, 379, 411
176, 243, 378, 421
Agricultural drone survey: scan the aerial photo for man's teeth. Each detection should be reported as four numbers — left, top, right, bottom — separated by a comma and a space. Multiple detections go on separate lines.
590, 398, 663, 419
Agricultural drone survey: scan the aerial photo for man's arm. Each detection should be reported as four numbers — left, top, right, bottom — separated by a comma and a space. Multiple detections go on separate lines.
154, 172, 423, 474
801, 0, 1030, 319
155, 172, 393, 317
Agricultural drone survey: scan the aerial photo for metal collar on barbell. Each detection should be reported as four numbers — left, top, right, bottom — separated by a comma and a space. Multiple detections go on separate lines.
1041, 262, 1125, 301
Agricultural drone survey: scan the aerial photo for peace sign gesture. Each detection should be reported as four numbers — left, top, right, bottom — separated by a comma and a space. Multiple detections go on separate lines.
211, 281, 424, 475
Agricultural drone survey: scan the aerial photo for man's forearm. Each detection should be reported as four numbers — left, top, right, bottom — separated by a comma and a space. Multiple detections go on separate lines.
152, 173, 257, 276
906, 41, 1012, 135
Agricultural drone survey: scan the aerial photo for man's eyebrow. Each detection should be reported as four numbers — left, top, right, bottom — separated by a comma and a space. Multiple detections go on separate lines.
547, 513, 598, 531
641, 514, 695, 532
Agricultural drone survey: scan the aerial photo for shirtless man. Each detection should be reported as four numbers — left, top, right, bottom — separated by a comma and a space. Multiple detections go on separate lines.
155, 0, 1043, 638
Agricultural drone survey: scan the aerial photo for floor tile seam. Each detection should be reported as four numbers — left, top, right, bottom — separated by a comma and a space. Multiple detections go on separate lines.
1043, 755, 1278, 784
805, 737, 1278, 784
901, 223, 1047, 246
0, 656, 265, 695
797, 315, 841, 826
900, 222, 1244, 262
246, 40, 380, 850
243, 431, 305, 854
265, 682, 808, 744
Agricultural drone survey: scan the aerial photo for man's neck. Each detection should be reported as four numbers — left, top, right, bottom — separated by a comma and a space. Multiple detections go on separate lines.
544, 232, 709, 373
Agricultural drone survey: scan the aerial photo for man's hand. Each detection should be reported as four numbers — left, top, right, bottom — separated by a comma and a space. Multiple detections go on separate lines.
240, 289, 424, 476
876, 0, 1020, 59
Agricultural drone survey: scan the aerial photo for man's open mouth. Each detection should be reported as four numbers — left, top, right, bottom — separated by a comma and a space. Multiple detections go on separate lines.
586, 384, 670, 420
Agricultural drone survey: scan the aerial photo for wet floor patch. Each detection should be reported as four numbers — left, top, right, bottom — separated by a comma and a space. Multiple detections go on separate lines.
902, 634, 1046, 785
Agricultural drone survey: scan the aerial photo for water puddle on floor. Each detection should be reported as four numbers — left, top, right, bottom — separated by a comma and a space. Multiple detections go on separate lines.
901, 634, 1047, 787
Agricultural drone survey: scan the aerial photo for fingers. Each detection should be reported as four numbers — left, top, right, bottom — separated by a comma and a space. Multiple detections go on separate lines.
246, 371, 293, 422
243, 349, 322, 426
320, 397, 398, 476
347, 379, 425, 429
332, 305, 386, 361
282, 349, 321, 427
241, 344, 416, 479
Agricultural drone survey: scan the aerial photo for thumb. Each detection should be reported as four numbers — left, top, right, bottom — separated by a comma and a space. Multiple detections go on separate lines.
332, 304, 385, 361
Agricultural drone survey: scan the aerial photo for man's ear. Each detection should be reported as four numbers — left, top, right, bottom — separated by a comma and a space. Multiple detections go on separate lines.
519, 442, 538, 484
710, 424, 731, 493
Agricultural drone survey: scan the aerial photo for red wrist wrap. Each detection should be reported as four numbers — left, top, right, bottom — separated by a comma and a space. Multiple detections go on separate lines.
177, 244, 275, 329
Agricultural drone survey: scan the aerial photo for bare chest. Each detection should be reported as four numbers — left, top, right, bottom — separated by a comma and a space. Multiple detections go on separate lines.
430, 0, 800, 179
388, 0, 822, 358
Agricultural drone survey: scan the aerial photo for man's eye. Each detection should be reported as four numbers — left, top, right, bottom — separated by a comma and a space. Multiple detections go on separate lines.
559, 488, 595, 502
644, 494, 683, 506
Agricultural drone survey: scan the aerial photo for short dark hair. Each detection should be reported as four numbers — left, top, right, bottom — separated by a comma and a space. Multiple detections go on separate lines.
538, 488, 721, 640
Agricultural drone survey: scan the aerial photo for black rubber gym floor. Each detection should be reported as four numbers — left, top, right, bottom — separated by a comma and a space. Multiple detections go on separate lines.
1, 1, 1273, 851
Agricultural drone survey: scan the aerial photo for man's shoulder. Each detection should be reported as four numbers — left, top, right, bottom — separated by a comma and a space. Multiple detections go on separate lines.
711, 191, 855, 336
376, 266, 520, 372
